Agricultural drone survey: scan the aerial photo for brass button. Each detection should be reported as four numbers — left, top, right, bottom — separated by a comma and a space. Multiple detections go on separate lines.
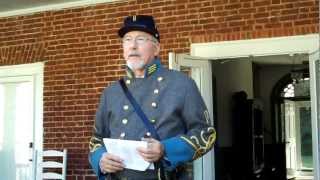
126, 79, 131, 85
122, 118, 128, 124
151, 102, 157, 108
153, 89, 159, 94
123, 105, 129, 110
146, 132, 151, 137
150, 119, 156, 123
157, 77, 163, 82
120, 132, 126, 138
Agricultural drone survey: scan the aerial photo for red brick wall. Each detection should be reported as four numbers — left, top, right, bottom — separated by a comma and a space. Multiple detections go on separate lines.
0, 0, 318, 179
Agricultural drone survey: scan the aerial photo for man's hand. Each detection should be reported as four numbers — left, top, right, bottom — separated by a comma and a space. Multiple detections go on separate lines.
99, 152, 124, 174
137, 138, 164, 162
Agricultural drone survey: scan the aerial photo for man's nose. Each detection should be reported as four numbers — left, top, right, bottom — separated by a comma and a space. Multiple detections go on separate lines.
128, 40, 138, 49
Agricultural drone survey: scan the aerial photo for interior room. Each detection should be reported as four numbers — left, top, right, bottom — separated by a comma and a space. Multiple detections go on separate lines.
212, 54, 313, 180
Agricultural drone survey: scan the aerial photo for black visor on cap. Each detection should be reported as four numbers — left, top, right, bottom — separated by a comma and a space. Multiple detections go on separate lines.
118, 15, 160, 42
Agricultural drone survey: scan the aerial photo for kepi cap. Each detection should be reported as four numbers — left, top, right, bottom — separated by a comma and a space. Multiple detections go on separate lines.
118, 15, 160, 42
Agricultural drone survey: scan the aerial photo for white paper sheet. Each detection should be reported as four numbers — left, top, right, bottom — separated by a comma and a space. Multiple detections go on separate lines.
103, 138, 151, 171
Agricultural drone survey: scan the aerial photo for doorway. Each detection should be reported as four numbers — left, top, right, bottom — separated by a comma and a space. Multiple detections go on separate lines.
0, 76, 34, 179
0, 63, 43, 180
270, 61, 313, 179
209, 54, 313, 179
189, 34, 319, 180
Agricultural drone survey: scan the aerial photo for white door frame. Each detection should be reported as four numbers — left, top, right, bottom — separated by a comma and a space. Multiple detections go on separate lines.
191, 34, 318, 59
191, 34, 319, 179
169, 53, 215, 180
309, 50, 320, 179
0, 62, 44, 179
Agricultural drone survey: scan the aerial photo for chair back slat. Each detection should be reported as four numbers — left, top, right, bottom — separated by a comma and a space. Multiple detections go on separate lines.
43, 150, 65, 157
36, 149, 67, 180
42, 172, 63, 179
41, 161, 63, 168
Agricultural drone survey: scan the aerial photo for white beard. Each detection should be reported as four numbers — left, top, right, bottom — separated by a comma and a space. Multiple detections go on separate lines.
127, 60, 146, 71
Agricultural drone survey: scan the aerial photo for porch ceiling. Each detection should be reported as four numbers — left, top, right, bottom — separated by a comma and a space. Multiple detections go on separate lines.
0, 0, 83, 13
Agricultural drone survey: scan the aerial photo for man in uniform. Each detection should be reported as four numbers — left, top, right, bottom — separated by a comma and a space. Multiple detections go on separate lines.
89, 15, 216, 180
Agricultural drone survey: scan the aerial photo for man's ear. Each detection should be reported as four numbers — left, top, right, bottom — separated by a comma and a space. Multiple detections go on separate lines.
154, 43, 160, 56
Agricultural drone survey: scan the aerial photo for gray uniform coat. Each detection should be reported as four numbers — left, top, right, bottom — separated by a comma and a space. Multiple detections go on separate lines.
89, 59, 216, 180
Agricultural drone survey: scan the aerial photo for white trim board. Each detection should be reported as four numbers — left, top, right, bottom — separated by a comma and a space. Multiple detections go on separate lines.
191, 34, 319, 59
0, 0, 120, 18
0, 62, 44, 77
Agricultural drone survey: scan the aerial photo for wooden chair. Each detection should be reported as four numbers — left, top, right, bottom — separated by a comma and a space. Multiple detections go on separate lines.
36, 149, 67, 180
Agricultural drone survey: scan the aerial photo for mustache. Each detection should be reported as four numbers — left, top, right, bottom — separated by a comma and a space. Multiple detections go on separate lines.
128, 52, 141, 57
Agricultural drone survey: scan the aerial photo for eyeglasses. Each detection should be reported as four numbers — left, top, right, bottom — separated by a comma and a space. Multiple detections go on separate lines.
122, 35, 157, 45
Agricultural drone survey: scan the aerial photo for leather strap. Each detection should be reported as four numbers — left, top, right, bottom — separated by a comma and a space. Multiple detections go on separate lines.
119, 79, 167, 180
119, 79, 161, 140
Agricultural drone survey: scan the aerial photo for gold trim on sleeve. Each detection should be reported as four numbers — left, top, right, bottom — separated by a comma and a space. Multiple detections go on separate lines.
180, 136, 198, 150
180, 127, 216, 160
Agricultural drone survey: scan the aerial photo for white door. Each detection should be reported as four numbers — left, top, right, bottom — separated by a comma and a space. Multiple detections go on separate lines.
0, 76, 35, 180
284, 100, 297, 178
169, 52, 215, 180
0, 63, 43, 180
309, 50, 320, 180
294, 101, 313, 173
